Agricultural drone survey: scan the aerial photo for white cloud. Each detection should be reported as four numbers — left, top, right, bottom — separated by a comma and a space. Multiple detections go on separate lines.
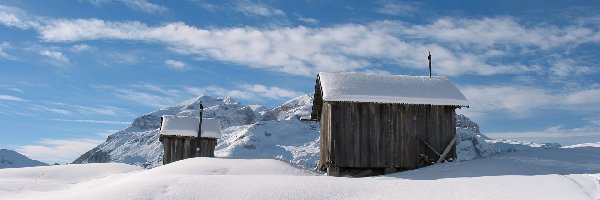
93, 83, 180, 108
486, 124, 600, 140
238, 84, 303, 100
17, 138, 104, 164
42, 107, 73, 115
564, 89, 600, 106
402, 17, 600, 49
234, 1, 285, 17
459, 85, 600, 119
460, 86, 555, 118
40, 49, 70, 64
3, 6, 599, 77
549, 58, 595, 77
164, 59, 188, 70
130, 83, 181, 96
189, 84, 302, 101
0, 42, 15, 60
113, 88, 177, 108
298, 17, 318, 24
49, 102, 132, 116
376, 0, 418, 16
85, 0, 167, 14
0, 5, 40, 29
49, 118, 130, 125
71, 44, 94, 52
120, 0, 167, 14
0, 94, 25, 102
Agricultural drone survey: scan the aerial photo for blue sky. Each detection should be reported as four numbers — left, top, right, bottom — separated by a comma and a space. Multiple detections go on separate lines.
0, 0, 599, 164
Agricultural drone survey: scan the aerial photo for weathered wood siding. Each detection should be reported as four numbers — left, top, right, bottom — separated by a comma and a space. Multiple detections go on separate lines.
161, 136, 218, 165
161, 136, 198, 165
197, 138, 217, 157
319, 102, 457, 170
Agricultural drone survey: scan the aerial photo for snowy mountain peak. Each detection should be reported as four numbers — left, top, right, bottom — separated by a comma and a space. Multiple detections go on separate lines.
456, 114, 489, 139
0, 149, 48, 169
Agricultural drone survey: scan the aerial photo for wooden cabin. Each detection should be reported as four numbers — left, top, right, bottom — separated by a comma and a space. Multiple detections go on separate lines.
311, 72, 469, 176
159, 115, 222, 165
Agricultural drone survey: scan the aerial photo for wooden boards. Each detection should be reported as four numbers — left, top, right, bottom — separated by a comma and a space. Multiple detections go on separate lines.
319, 102, 457, 171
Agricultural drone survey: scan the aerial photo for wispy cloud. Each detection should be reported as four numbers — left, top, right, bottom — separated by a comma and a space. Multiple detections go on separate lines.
1, 4, 599, 78
297, 16, 318, 24
71, 44, 94, 52
376, 0, 419, 16
186, 84, 302, 101
0, 94, 25, 102
85, 0, 168, 14
48, 102, 133, 116
164, 59, 188, 70
17, 138, 104, 164
487, 124, 600, 140
92, 83, 180, 108
459, 85, 600, 119
40, 49, 70, 64
0, 5, 40, 29
49, 118, 130, 125
0, 41, 15, 60
234, 1, 285, 17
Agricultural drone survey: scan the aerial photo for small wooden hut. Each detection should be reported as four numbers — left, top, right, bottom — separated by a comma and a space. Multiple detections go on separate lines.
311, 72, 469, 176
159, 116, 222, 165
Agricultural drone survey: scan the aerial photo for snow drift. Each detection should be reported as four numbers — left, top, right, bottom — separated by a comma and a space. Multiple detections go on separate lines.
2, 147, 600, 200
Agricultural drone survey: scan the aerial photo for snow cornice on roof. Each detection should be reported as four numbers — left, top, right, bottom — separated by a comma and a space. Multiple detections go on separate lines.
318, 72, 469, 107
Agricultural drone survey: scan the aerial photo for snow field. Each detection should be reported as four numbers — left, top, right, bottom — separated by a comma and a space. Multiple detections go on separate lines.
1, 146, 599, 200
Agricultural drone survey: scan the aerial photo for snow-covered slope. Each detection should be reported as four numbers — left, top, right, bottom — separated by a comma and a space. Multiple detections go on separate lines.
0, 149, 48, 169
2, 146, 599, 200
74, 94, 559, 169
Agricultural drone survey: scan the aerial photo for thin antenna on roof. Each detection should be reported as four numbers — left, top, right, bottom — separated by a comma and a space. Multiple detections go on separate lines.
197, 101, 204, 157
428, 52, 432, 78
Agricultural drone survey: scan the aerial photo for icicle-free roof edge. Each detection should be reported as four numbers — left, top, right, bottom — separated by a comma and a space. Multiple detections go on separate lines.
159, 116, 222, 138
318, 72, 469, 107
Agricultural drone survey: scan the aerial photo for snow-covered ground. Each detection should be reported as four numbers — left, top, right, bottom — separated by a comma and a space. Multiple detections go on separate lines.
2, 144, 599, 200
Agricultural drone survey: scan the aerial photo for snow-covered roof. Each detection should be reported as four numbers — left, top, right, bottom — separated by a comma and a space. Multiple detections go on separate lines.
318, 72, 469, 107
200, 118, 222, 139
160, 116, 222, 139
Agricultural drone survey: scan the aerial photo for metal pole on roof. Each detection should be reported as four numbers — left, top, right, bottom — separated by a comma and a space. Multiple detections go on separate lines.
428, 52, 432, 78
196, 101, 204, 157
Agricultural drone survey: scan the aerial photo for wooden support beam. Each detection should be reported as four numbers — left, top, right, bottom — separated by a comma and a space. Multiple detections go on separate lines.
436, 134, 458, 164
420, 139, 442, 157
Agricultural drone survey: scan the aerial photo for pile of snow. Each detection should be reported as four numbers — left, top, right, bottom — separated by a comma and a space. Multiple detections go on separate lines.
2, 147, 600, 200
0, 149, 48, 169
318, 72, 468, 106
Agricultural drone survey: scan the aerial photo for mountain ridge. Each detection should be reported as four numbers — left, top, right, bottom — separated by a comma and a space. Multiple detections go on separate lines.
0, 149, 48, 169
74, 94, 559, 169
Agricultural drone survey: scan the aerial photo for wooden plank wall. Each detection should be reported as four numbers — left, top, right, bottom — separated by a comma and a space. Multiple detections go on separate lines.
162, 136, 198, 165
198, 138, 217, 157
319, 102, 457, 170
